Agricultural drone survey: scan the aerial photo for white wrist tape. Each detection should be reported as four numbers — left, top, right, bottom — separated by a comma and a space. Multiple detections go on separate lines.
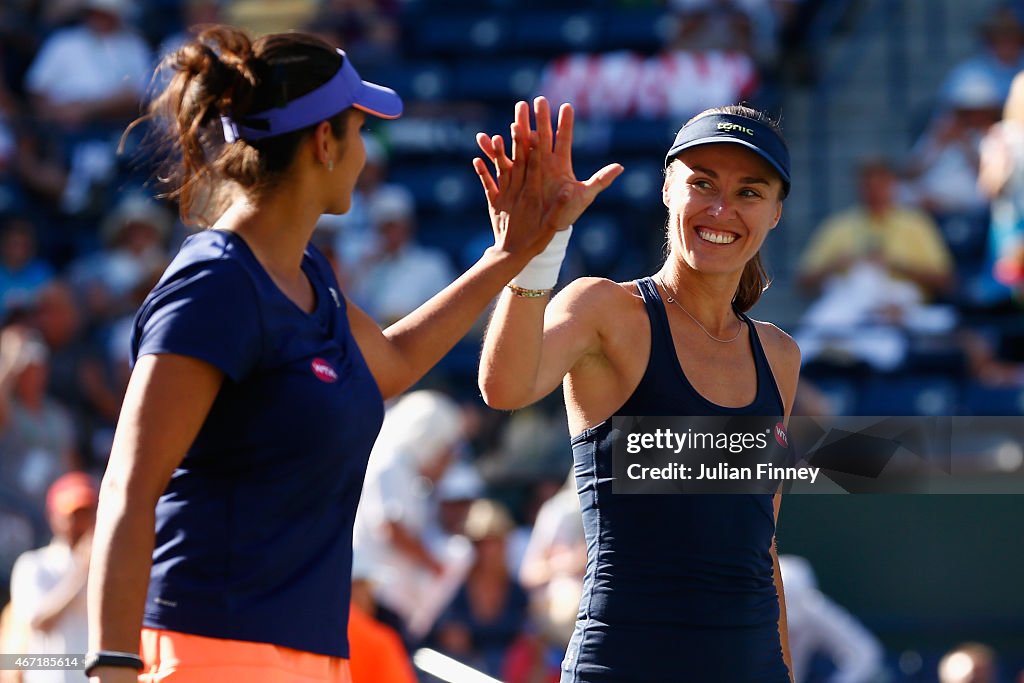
510, 226, 573, 290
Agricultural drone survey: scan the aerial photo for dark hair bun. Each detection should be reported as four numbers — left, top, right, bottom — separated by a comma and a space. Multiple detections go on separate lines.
171, 27, 259, 123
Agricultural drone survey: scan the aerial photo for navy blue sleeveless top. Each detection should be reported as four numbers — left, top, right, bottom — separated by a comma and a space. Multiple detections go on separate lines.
561, 277, 790, 683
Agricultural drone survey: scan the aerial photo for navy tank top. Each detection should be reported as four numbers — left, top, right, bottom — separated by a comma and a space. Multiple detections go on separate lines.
561, 277, 790, 683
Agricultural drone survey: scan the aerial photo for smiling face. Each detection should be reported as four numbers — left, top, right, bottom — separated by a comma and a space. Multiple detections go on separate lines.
663, 143, 784, 277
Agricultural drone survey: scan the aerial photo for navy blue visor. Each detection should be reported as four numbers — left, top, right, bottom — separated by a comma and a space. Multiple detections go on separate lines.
665, 113, 790, 195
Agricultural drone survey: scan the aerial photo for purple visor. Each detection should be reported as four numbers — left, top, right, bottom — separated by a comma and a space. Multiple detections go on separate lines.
221, 48, 402, 143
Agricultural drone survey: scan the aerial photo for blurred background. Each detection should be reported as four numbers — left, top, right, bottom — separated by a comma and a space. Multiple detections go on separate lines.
1, 0, 1024, 682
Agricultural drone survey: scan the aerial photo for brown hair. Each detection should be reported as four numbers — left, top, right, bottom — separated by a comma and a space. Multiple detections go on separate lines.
137, 25, 354, 224
732, 252, 771, 313
666, 104, 785, 312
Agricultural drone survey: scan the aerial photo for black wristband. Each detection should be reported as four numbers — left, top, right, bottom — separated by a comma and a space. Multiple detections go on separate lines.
83, 651, 145, 677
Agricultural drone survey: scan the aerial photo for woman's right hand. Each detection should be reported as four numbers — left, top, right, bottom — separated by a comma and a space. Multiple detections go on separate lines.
472, 100, 555, 261
473, 97, 623, 244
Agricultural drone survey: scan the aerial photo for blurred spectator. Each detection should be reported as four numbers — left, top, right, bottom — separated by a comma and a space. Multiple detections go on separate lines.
518, 473, 585, 652
225, 0, 319, 36
795, 158, 956, 371
0, 327, 76, 510
7, 473, 95, 683
23, 0, 152, 218
940, 5, 1024, 108
507, 478, 564, 578
104, 264, 164, 403
778, 555, 886, 683
25, 0, 151, 132
350, 187, 456, 325
322, 135, 406, 276
433, 499, 529, 679
69, 193, 172, 316
904, 67, 1003, 221
11, 129, 72, 226
32, 0, 94, 32
349, 554, 418, 683
958, 327, 1024, 386
799, 158, 954, 300
0, 218, 54, 317
938, 642, 997, 683
436, 459, 486, 536
309, 0, 401, 67
352, 390, 474, 643
30, 281, 121, 469
669, 0, 781, 68
979, 71, 1024, 294
157, 0, 225, 59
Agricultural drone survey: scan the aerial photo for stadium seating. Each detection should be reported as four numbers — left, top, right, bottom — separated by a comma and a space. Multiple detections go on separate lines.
857, 375, 961, 416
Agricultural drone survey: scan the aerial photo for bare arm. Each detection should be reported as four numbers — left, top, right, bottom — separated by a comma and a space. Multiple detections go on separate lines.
479, 277, 612, 409
87, 354, 223, 682
761, 324, 801, 683
772, 494, 795, 683
475, 98, 622, 409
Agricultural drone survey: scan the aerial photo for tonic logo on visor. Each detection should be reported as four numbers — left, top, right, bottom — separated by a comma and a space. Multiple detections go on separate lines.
311, 358, 339, 383
717, 122, 754, 136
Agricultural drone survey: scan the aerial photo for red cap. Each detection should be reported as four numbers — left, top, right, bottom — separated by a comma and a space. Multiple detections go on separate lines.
46, 472, 99, 516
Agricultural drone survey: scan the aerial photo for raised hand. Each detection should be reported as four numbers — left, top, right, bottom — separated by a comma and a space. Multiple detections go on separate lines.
473, 101, 531, 250
471, 100, 557, 259
474, 97, 623, 235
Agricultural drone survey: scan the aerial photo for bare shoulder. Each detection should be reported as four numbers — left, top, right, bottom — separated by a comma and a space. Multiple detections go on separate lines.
549, 277, 644, 335
751, 319, 801, 369
750, 319, 801, 414
554, 276, 640, 311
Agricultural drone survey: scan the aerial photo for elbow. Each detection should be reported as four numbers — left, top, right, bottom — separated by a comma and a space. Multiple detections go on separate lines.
478, 377, 530, 411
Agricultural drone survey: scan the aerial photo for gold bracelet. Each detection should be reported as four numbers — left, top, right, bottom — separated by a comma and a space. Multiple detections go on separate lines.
507, 284, 553, 298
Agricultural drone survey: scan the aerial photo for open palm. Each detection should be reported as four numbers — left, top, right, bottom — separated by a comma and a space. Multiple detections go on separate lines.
474, 97, 623, 236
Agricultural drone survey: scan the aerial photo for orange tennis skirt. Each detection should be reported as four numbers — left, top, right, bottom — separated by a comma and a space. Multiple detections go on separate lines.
139, 628, 352, 682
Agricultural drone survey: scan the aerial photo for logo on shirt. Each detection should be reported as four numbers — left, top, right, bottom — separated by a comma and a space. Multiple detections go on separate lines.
311, 358, 339, 383
328, 287, 341, 308
774, 422, 788, 448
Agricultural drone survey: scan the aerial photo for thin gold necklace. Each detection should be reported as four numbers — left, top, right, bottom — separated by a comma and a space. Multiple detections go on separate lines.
656, 278, 743, 344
